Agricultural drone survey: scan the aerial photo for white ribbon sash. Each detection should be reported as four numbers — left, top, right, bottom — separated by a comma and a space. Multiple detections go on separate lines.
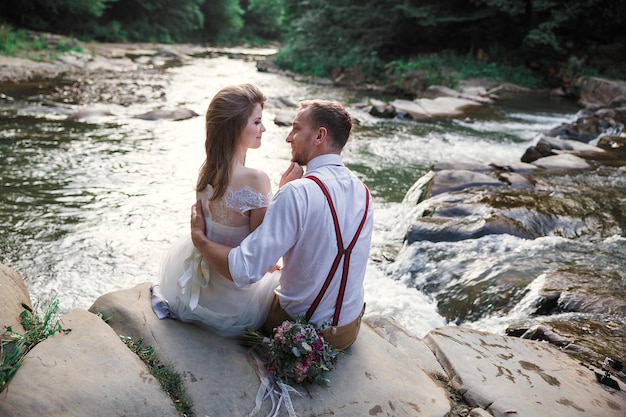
177, 248, 211, 310
246, 348, 300, 417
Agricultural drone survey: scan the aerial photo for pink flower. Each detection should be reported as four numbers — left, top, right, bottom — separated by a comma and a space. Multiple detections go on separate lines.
294, 361, 310, 383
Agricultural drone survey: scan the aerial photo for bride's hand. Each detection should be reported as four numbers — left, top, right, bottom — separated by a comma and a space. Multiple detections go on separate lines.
279, 162, 303, 187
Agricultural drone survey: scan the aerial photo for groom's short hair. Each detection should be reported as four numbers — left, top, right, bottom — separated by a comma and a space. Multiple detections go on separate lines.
299, 100, 352, 150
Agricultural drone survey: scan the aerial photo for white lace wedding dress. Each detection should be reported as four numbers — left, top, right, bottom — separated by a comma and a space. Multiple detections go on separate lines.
151, 185, 279, 337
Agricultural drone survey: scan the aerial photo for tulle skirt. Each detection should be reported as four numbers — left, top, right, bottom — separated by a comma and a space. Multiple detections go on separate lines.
153, 236, 279, 338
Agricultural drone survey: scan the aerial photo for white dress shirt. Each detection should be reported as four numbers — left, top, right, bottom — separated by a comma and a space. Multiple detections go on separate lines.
228, 154, 374, 326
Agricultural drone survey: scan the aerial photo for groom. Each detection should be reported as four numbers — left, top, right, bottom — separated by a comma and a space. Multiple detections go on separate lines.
190, 99, 373, 350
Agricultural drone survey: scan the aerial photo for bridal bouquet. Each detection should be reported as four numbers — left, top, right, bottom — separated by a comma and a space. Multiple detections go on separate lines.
241, 317, 339, 387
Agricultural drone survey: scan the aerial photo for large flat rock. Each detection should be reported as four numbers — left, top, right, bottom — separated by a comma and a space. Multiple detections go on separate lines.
424, 326, 626, 417
0, 308, 177, 417
391, 96, 483, 119
2, 268, 624, 417
531, 153, 593, 170
90, 282, 451, 417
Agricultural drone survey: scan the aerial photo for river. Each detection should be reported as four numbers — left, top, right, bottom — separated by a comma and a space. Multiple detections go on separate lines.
1, 53, 619, 352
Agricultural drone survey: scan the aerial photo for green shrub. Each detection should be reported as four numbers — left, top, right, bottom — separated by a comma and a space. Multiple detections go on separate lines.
0, 25, 82, 56
385, 52, 542, 89
0, 25, 28, 55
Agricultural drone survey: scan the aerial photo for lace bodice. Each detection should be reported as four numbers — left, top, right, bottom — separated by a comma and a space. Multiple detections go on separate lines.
198, 185, 271, 245
225, 186, 271, 216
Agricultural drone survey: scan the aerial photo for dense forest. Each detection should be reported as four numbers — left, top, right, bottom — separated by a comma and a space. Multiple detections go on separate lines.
1, 0, 624, 90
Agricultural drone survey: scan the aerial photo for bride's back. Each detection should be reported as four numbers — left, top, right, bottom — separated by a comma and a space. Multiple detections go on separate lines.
198, 165, 271, 247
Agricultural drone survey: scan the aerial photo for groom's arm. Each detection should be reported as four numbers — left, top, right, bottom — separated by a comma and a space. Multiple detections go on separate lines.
190, 200, 233, 281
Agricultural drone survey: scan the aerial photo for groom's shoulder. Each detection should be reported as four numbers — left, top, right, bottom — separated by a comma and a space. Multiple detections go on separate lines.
274, 177, 321, 201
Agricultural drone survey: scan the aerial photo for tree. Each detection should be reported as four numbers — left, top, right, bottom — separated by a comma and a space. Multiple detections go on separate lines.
276, 0, 625, 80
241, 0, 284, 41
198, 0, 244, 42
470, 0, 626, 56
276, 0, 483, 77
0, 0, 114, 33
100, 0, 204, 42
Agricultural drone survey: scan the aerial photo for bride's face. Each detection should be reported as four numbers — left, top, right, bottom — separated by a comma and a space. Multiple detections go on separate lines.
239, 103, 265, 150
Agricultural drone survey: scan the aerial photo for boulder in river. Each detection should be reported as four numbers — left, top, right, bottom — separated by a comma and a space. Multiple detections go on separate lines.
402, 101, 626, 245
66, 108, 116, 121
579, 77, 626, 108
391, 96, 484, 120
134, 108, 199, 121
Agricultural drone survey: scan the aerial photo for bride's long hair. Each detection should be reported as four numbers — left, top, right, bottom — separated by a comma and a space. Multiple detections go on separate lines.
196, 84, 266, 200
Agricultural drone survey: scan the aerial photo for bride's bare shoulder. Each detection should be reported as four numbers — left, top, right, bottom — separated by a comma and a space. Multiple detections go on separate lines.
231, 165, 271, 194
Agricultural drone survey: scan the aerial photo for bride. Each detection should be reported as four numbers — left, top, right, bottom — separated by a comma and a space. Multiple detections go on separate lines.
151, 83, 279, 337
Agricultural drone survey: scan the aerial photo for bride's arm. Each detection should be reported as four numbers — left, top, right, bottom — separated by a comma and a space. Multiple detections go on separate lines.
249, 206, 268, 232
244, 167, 272, 232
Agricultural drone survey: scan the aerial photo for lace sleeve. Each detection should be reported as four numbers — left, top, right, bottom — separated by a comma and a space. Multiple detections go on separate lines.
226, 186, 272, 214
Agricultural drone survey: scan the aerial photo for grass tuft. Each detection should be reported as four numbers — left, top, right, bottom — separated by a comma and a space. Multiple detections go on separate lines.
121, 336, 195, 417
1, 300, 69, 392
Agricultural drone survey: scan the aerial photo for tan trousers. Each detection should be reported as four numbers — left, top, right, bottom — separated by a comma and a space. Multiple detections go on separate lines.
262, 296, 365, 351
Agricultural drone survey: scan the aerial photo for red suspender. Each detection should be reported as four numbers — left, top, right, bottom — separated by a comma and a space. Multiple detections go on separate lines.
305, 175, 370, 326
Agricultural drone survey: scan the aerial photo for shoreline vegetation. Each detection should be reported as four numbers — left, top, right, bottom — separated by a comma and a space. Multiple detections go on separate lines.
0, 26, 604, 98
1, 0, 623, 100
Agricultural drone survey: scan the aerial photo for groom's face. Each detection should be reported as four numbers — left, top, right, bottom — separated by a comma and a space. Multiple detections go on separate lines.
286, 108, 317, 166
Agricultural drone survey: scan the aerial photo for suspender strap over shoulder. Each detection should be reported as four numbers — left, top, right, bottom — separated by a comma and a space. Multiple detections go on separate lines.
305, 175, 370, 326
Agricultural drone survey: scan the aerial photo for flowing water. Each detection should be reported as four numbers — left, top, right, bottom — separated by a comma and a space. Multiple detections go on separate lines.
1, 54, 623, 357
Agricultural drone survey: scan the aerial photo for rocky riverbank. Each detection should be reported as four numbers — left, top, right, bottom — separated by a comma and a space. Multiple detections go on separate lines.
0, 36, 278, 107
1, 266, 624, 417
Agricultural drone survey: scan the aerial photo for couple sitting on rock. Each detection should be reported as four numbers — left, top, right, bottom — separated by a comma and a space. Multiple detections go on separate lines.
151, 83, 373, 351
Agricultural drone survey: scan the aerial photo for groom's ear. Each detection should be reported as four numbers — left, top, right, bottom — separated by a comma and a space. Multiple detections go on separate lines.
315, 127, 328, 144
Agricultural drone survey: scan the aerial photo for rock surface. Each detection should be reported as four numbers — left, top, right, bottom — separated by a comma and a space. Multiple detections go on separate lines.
578, 77, 626, 108
0, 264, 32, 336
134, 108, 200, 121
89, 283, 451, 417
425, 326, 625, 417
1, 265, 624, 417
404, 128, 625, 244
390, 96, 484, 120
0, 308, 177, 417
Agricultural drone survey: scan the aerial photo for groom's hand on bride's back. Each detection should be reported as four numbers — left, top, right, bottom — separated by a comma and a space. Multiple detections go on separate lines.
191, 200, 206, 245
190, 200, 234, 280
